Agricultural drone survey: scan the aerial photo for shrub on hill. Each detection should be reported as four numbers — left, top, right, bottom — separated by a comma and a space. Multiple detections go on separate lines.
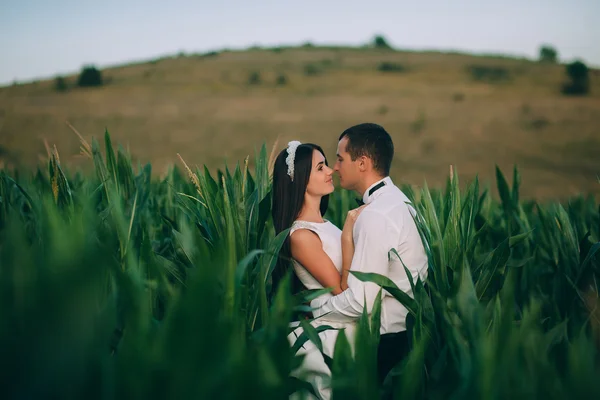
373, 34, 392, 49
77, 65, 103, 87
377, 62, 407, 72
562, 60, 590, 96
539, 45, 558, 63
248, 71, 261, 85
304, 64, 320, 76
55, 76, 68, 92
467, 65, 510, 83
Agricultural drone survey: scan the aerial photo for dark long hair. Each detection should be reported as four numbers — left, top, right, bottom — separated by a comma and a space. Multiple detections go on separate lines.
271, 143, 330, 296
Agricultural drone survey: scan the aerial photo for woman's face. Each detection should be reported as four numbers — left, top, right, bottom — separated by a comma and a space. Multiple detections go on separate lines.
305, 149, 334, 197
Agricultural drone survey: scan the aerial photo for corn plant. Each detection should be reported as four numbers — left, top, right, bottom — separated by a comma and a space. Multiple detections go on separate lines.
0, 130, 598, 399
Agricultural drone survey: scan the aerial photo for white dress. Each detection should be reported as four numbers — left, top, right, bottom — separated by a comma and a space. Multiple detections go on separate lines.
287, 220, 357, 400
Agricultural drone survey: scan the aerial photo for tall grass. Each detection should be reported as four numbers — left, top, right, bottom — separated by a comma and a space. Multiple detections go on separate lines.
0, 130, 598, 399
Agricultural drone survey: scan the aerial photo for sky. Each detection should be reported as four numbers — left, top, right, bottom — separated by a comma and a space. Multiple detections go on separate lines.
1, 0, 598, 85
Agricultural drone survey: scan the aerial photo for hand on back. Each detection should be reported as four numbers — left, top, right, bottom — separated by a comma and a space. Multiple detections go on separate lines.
342, 204, 367, 243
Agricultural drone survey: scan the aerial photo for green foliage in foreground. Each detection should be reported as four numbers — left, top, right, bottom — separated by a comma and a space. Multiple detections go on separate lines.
0, 131, 599, 399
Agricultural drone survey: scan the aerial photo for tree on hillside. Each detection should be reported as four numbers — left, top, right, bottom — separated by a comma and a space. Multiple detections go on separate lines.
77, 65, 103, 87
55, 76, 68, 92
539, 45, 558, 63
373, 35, 392, 49
562, 60, 590, 96
247, 71, 261, 85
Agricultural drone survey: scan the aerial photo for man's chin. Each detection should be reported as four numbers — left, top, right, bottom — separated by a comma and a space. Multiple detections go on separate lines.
338, 180, 351, 191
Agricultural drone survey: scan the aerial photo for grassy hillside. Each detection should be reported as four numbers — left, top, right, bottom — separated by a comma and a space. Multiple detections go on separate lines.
1, 46, 599, 200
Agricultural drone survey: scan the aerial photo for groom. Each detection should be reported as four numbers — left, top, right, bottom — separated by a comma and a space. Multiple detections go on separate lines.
310, 122, 429, 384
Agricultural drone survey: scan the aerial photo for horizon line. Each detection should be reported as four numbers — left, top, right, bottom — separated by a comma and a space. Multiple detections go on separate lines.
2, 39, 596, 88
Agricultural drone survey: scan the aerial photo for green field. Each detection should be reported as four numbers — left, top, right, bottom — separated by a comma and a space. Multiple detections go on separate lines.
1, 131, 598, 399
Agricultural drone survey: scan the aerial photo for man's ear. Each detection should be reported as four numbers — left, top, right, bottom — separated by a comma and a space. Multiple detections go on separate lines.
358, 156, 370, 172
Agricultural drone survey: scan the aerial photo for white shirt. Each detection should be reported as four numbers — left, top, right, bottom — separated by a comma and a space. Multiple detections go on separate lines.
310, 176, 429, 334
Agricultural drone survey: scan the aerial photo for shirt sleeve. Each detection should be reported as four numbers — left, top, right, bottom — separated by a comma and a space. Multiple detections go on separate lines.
310, 210, 391, 322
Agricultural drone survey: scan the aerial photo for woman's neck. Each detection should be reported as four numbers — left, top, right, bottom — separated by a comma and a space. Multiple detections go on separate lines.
296, 195, 324, 223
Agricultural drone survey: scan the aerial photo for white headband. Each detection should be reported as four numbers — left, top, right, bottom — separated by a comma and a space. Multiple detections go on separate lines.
285, 141, 302, 181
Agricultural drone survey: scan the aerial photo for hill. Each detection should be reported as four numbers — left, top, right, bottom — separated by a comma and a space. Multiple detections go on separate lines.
1, 46, 599, 200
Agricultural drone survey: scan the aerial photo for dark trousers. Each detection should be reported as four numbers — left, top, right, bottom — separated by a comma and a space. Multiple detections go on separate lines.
377, 330, 410, 385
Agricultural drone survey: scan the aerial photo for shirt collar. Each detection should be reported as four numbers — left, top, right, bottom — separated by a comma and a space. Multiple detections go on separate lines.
362, 176, 393, 205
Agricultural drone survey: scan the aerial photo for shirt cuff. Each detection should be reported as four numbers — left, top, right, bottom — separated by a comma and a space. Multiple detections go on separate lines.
310, 293, 357, 323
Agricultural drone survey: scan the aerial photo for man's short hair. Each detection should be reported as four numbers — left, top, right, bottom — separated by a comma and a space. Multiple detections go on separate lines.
339, 123, 394, 176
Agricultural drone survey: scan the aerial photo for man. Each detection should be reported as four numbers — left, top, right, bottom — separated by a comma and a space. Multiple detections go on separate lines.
310, 122, 429, 384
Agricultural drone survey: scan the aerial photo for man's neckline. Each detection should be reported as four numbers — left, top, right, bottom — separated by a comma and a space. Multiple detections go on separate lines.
368, 181, 386, 196
362, 176, 393, 204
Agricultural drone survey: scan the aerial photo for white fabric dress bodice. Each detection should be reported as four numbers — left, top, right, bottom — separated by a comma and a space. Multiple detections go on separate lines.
290, 220, 342, 293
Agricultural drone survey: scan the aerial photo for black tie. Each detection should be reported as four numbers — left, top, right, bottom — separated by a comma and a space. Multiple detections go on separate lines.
355, 181, 386, 206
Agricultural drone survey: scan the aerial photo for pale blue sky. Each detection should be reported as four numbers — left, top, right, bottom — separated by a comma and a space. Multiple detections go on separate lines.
1, 0, 598, 85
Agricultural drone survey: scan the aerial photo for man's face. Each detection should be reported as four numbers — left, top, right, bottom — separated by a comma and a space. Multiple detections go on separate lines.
334, 137, 361, 191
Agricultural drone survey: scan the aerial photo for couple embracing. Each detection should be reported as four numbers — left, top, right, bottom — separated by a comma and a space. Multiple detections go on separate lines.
271, 123, 429, 399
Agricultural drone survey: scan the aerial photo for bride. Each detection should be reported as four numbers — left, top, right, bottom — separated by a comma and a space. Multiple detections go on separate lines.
271, 140, 365, 399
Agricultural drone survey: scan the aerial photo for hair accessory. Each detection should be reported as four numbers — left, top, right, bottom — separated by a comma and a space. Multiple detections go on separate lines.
285, 141, 302, 181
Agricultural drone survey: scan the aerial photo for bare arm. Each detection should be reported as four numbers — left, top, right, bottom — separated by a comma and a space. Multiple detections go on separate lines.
340, 238, 354, 291
290, 229, 343, 295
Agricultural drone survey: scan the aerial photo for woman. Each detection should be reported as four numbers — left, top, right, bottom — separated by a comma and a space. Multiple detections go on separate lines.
271, 140, 365, 399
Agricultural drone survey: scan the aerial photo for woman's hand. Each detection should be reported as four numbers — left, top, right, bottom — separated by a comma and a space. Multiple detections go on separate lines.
341, 205, 366, 290
342, 205, 366, 243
